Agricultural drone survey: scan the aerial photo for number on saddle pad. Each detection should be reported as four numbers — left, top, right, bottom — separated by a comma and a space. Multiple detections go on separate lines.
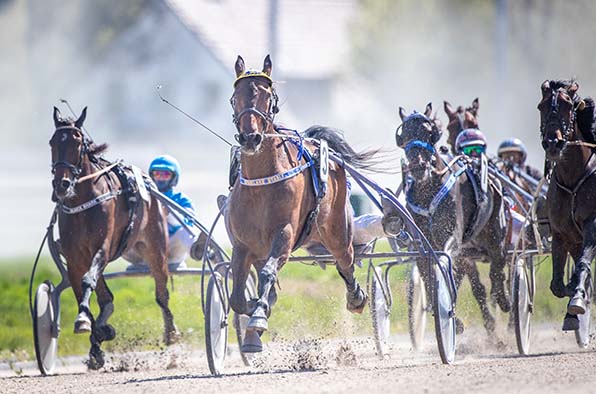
319, 139, 329, 195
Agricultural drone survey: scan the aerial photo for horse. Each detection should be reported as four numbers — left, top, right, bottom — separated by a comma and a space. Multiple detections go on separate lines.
388, 103, 510, 335
225, 55, 382, 352
538, 79, 596, 330
49, 107, 179, 368
444, 98, 480, 154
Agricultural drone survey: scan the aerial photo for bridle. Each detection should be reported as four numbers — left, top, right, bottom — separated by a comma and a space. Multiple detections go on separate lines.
230, 73, 279, 143
396, 113, 439, 173
540, 88, 578, 146
51, 125, 89, 180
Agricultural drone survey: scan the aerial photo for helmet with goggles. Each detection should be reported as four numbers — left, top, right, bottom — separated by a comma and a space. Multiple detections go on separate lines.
455, 128, 487, 156
149, 155, 181, 192
497, 138, 527, 162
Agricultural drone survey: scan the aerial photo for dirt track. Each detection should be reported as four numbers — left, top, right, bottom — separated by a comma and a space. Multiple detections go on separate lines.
2, 325, 595, 394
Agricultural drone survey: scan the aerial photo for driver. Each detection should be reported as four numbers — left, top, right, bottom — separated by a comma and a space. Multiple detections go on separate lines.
497, 138, 542, 181
149, 154, 198, 269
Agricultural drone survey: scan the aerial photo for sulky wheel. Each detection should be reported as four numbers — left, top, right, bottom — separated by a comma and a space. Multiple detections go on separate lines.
513, 255, 534, 355
369, 265, 391, 358
407, 264, 427, 350
33, 280, 59, 375
205, 272, 228, 376
233, 271, 258, 366
432, 255, 456, 364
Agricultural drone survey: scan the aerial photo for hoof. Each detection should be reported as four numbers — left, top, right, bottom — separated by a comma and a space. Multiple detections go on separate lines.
74, 314, 92, 334
87, 349, 105, 370
347, 285, 367, 314
241, 329, 263, 353
455, 317, 465, 334
247, 308, 268, 332
568, 295, 587, 316
562, 313, 580, 331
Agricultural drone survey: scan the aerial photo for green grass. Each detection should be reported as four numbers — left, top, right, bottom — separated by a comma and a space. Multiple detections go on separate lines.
0, 245, 570, 364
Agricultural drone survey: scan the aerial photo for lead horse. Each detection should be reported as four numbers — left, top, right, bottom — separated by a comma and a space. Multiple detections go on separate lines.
49, 108, 179, 368
225, 55, 382, 352
538, 79, 596, 330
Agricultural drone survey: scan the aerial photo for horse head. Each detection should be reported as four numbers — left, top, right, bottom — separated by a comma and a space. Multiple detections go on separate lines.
230, 55, 279, 155
396, 103, 442, 181
49, 106, 88, 201
444, 98, 479, 153
537, 79, 583, 161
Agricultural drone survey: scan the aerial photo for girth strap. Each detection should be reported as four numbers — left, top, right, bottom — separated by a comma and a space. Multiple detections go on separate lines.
406, 165, 466, 217
60, 190, 123, 214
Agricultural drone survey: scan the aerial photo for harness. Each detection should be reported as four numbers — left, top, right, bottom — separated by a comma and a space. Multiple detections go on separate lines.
554, 152, 596, 235
406, 165, 466, 217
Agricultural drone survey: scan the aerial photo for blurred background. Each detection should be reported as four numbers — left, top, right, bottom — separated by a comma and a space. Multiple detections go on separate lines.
1, 0, 595, 258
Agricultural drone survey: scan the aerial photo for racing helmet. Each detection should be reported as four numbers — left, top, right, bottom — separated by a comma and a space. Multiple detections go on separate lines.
497, 138, 527, 162
455, 128, 487, 155
149, 155, 181, 192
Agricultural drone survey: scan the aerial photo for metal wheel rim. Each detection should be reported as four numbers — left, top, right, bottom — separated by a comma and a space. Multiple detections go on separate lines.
207, 273, 227, 373
372, 266, 391, 349
435, 259, 456, 363
409, 265, 427, 350
514, 263, 531, 354
33, 282, 57, 375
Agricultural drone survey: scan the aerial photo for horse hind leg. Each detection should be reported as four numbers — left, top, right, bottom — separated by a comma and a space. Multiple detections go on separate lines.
466, 261, 496, 333
95, 277, 116, 342
568, 219, 596, 316
335, 245, 367, 313
147, 250, 179, 345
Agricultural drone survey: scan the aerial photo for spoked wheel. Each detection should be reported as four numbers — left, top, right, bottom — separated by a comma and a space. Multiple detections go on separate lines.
432, 255, 456, 364
205, 271, 228, 376
513, 255, 533, 355
369, 265, 391, 358
233, 272, 258, 366
33, 281, 58, 375
407, 264, 427, 350
575, 286, 592, 348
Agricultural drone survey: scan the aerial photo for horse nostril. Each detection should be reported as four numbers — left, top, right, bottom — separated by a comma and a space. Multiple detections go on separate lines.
253, 133, 263, 145
61, 179, 72, 190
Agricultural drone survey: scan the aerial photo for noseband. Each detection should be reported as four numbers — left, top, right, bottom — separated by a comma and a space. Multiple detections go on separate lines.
51, 125, 89, 180
230, 74, 279, 140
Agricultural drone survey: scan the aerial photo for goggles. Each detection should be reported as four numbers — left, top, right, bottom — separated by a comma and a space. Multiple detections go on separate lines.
462, 145, 486, 156
151, 169, 174, 181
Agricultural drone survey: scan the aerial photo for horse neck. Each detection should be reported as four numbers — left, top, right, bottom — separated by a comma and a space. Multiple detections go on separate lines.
240, 131, 294, 179
553, 144, 595, 189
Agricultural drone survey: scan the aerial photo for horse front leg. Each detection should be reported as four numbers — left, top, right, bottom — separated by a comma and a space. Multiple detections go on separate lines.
568, 218, 596, 316
488, 250, 511, 313
466, 261, 495, 334
549, 233, 569, 298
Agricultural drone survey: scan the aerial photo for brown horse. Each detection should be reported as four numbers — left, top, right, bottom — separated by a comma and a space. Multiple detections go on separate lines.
225, 55, 380, 352
538, 79, 596, 330
50, 107, 179, 368
444, 98, 480, 154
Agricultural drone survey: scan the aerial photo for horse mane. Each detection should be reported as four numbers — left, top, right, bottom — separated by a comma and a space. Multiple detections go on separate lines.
302, 125, 391, 173
577, 97, 596, 143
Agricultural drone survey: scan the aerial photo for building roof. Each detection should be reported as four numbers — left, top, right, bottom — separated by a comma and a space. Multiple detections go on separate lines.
164, 0, 357, 79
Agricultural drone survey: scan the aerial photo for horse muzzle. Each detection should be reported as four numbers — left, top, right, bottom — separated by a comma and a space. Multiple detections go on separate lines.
52, 177, 75, 201
236, 132, 263, 154
541, 138, 566, 161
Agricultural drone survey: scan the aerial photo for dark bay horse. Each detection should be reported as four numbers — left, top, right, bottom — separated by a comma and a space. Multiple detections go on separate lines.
50, 107, 178, 368
538, 79, 596, 330
226, 55, 381, 352
391, 103, 510, 334
444, 98, 480, 154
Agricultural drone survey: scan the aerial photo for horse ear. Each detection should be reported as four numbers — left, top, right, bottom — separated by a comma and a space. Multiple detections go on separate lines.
398, 107, 407, 121
53, 106, 62, 127
75, 106, 87, 129
431, 127, 442, 144
444, 100, 454, 118
471, 98, 479, 115
424, 102, 432, 118
541, 80, 551, 98
235, 55, 245, 77
263, 54, 272, 76
569, 81, 580, 97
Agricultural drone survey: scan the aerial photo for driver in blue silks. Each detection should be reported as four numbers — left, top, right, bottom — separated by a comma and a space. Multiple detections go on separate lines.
149, 155, 198, 268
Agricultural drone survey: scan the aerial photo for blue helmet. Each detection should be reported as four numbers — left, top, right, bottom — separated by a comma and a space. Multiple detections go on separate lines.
498, 138, 527, 161
149, 155, 181, 191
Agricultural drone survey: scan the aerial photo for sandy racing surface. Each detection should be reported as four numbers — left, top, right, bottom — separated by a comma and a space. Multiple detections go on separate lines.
2, 325, 596, 394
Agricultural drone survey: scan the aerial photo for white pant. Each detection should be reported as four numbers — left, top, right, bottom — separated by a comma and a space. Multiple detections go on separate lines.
168, 228, 198, 265
353, 214, 387, 245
